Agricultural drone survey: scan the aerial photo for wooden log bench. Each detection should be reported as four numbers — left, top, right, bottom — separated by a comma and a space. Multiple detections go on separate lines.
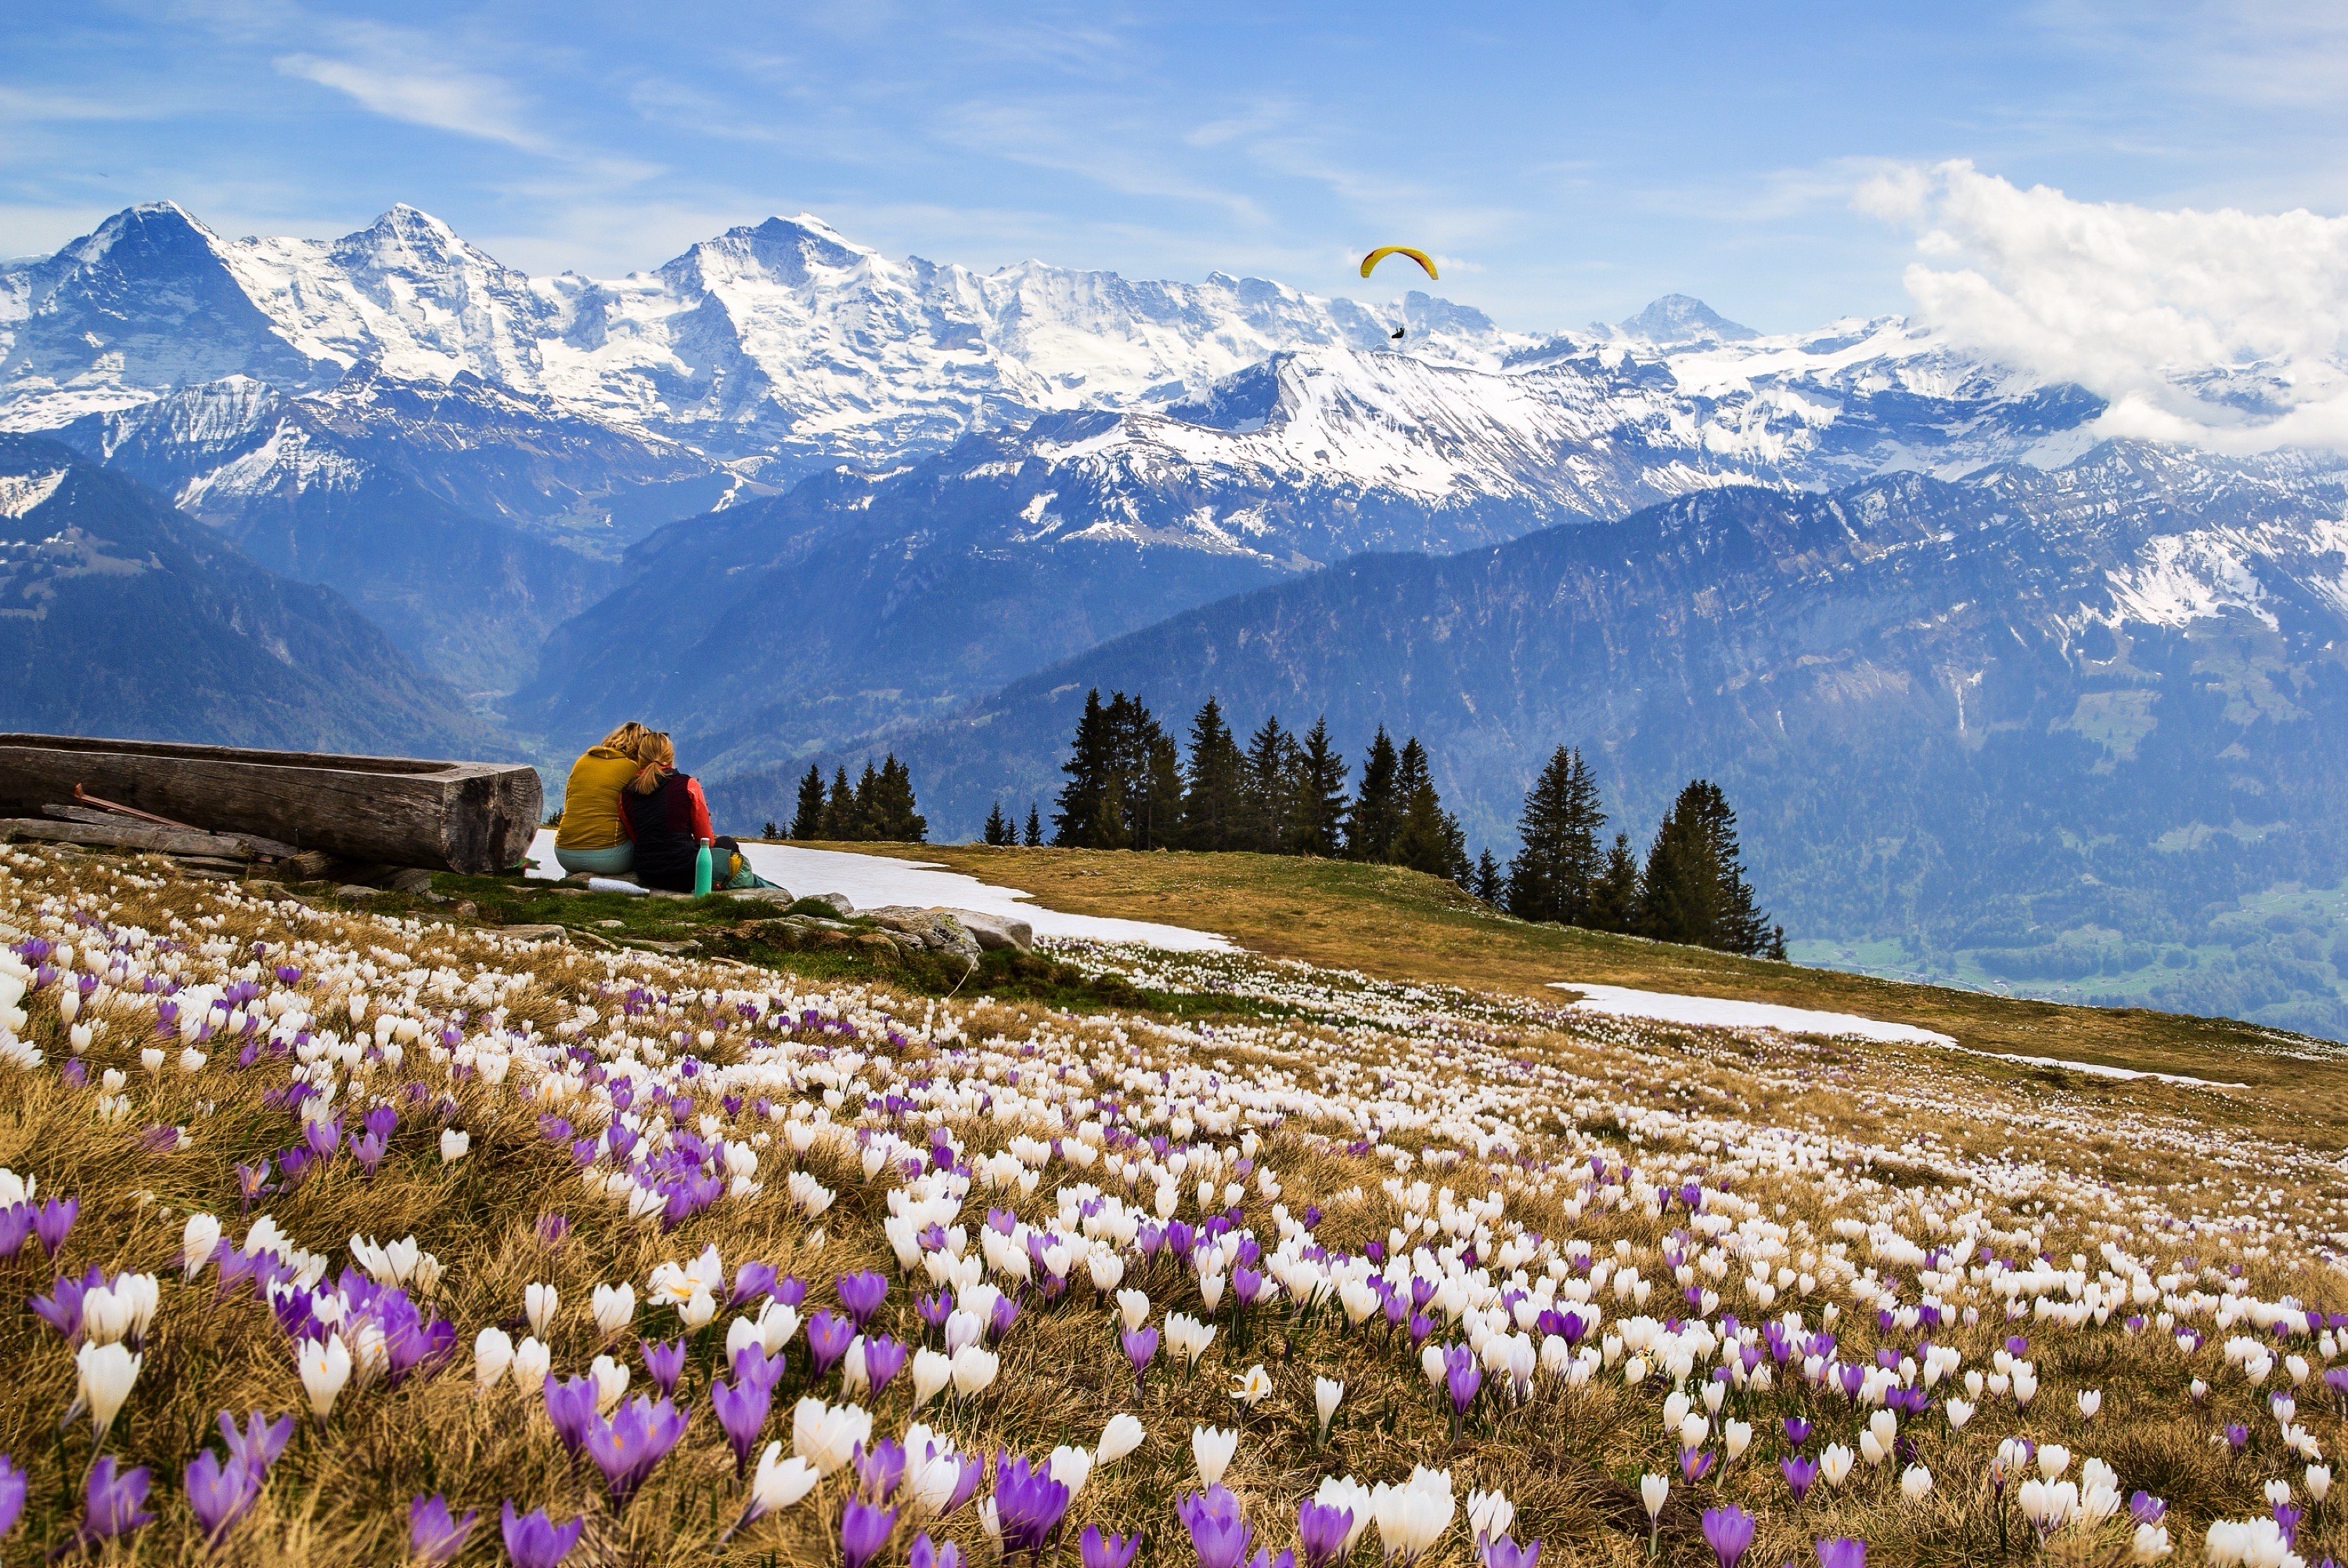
0, 735, 542, 875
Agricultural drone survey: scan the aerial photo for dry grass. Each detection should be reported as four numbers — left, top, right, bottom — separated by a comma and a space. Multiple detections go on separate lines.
810, 843, 2348, 1148
0, 842, 2339, 1566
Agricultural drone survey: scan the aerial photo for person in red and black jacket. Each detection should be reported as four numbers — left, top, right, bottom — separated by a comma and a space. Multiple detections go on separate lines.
618, 731, 755, 892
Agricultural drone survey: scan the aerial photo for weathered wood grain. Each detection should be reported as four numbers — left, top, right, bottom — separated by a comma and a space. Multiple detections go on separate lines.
0, 735, 542, 873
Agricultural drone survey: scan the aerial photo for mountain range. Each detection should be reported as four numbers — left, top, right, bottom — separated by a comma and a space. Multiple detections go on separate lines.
5, 200, 2346, 1037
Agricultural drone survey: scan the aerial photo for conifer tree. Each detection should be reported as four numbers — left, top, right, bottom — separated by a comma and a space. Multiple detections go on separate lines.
1392, 738, 1468, 880
1138, 728, 1185, 851
1023, 804, 1043, 847
1589, 833, 1641, 933
1637, 779, 1780, 956
1180, 697, 1248, 851
982, 802, 1013, 846
1294, 717, 1350, 858
790, 764, 826, 840
1472, 849, 1504, 904
867, 755, 927, 843
1345, 726, 1401, 861
849, 761, 885, 840
1240, 714, 1300, 853
1506, 746, 1607, 926
822, 767, 855, 840
1053, 689, 1113, 847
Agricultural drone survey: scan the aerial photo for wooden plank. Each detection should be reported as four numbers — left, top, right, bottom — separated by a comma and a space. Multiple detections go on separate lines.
2, 818, 259, 859
38, 804, 301, 859
0, 735, 542, 874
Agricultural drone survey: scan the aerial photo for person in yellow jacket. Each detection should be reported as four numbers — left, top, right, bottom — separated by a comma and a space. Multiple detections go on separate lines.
553, 722, 653, 876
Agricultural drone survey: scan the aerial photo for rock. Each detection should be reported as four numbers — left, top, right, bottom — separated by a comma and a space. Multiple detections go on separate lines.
454, 901, 477, 918
334, 884, 383, 900
853, 933, 899, 958
648, 890, 693, 901
595, 919, 625, 930
722, 886, 798, 904
944, 908, 1031, 952
811, 891, 855, 916
385, 867, 434, 895
868, 907, 983, 967
623, 937, 700, 955
499, 923, 569, 944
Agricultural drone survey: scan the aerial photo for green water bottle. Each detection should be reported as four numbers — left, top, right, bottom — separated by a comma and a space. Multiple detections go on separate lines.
692, 838, 714, 897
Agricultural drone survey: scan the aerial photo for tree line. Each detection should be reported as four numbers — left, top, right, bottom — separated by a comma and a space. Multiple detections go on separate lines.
1500, 745, 1784, 958
1019, 689, 1473, 876
1003, 691, 1784, 960
776, 755, 928, 843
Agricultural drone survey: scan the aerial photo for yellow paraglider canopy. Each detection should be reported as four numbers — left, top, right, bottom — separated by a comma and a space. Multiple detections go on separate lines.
1359, 246, 1438, 281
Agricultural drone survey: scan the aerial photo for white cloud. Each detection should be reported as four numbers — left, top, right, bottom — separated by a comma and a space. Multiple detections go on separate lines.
1862, 160, 2348, 452
275, 22, 549, 153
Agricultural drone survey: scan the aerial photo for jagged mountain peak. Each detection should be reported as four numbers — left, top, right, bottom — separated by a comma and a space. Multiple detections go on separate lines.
1616, 293, 1758, 345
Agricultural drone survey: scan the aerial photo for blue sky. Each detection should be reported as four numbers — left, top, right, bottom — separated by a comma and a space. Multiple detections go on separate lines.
5, 1, 2346, 332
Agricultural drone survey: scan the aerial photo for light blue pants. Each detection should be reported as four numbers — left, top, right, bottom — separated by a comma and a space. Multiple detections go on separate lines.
554, 843, 636, 876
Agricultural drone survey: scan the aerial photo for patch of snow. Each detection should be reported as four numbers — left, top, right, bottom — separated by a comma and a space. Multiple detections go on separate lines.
1550, 981, 1957, 1046
0, 469, 64, 519
523, 830, 1230, 951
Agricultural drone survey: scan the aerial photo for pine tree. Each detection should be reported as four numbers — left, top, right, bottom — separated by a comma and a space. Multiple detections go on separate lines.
1589, 833, 1641, 933
1138, 731, 1184, 851
1180, 697, 1248, 851
822, 767, 855, 840
1472, 849, 1503, 904
983, 802, 1013, 846
1053, 689, 1113, 847
1345, 726, 1401, 861
1239, 714, 1299, 854
868, 755, 927, 843
1392, 738, 1468, 881
1506, 746, 1607, 926
1023, 804, 1043, 847
790, 764, 826, 840
848, 761, 885, 841
1294, 717, 1350, 857
1637, 779, 1780, 956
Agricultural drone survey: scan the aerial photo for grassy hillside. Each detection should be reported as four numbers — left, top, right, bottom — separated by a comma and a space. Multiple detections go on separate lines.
801, 843, 2348, 1136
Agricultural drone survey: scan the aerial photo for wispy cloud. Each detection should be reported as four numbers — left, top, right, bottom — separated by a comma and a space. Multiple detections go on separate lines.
275, 21, 549, 153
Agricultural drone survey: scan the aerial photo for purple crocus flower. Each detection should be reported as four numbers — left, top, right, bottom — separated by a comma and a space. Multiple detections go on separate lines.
1783, 1416, 1812, 1445
842, 1499, 899, 1568
855, 1439, 907, 1504
80, 1456, 152, 1542
409, 1494, 478, 1566
1297, 1500, 1354, 1568
1815, 1541, 1865, 1568
994, 1453, 1073, 1562
863, 1334, 909, 1394
499, 1501, 584, 1568
185, 1451, 261, 1544
917, 1289, 955, 1332
837, 1269, 888, 1327
1481, 1539, 1540, 1568
641, 1337, 686, 1398
711, 1374, 773, 1475
32, 1196, 76, 1257
582, 1395, 690, 1502
1680, 1448, 1716, 1484
2224, 1423, 2250, 1451
0, 1205, 28, 1257
349, 1131, 387, 1174
1082, 1525, 1141, 1568
544, 1376, 599, 1458
989, 1294, 1021, 1342
1178, 1484, 1254, 1568
1444, 1344, 1482, 1415
0, 1456, 22, 1540
1122, 1325, 1159, 1376
807, 1309, 855, 1376
2129, 1492, 2166, 1526
911, 1531, 965, 1568
1782, 1456, 1819, 1501
732, 1262, 779, 1306
1702, 1506, 1756, 1568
